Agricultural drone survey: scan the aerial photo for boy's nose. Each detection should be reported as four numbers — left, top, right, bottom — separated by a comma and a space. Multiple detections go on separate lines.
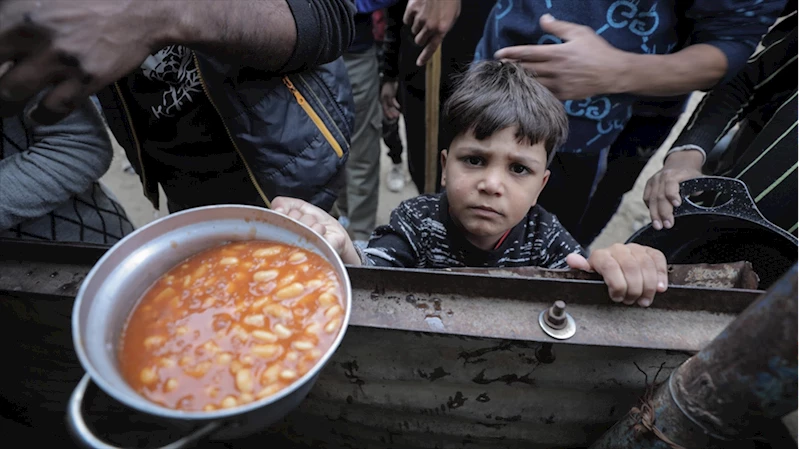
478, 171, 504, 195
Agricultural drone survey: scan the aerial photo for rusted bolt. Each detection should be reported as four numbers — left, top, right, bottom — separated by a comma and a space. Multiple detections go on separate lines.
544, 300, 567, 329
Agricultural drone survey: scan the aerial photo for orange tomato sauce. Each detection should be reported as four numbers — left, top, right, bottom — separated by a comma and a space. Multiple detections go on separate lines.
118, 241, 344, 411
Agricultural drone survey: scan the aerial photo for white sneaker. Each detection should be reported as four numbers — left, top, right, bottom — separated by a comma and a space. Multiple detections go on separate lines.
386, 164, 405, 192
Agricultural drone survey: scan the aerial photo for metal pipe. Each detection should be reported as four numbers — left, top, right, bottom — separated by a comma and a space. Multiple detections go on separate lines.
590, 264, 798, 449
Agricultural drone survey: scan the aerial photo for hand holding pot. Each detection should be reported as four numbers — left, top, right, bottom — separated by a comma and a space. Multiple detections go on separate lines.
272, 197, 361, 266
643, 149, 705, 230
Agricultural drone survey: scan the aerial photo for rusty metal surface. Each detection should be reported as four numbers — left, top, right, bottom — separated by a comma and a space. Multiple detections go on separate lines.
0, 240, 764, 352
590, 265, 798, 449
269, 327, 692, 449
446, 261, 760, 289
0, 239, 773, 448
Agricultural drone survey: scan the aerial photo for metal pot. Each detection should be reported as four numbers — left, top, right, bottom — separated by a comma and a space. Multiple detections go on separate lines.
627, 176, 797, 289
68, 205, 352, 448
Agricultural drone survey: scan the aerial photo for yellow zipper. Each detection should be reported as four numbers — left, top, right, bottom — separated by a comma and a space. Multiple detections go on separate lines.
192, 52, 271, 208
113, 82, 151, 204
282, 76, 344, 158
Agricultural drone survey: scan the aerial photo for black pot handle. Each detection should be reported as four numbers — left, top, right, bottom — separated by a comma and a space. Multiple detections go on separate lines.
675, 176, 767, 222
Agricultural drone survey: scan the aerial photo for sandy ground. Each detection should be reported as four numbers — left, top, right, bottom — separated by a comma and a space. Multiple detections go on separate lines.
101, 93, 702, 250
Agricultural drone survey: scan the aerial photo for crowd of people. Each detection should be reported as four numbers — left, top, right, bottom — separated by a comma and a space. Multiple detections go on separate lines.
0, 0, 795, 300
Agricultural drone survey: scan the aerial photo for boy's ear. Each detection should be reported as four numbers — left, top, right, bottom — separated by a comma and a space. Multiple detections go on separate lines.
531, 169, 551, 206
440, 149, 448, 187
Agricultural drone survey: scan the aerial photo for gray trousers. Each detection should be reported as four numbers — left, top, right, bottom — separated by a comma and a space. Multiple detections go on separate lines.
339, 46, 381, 241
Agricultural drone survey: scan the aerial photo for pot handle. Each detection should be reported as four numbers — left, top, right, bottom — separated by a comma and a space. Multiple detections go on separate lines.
676, 176, 766, 222
67, 373, 221, 449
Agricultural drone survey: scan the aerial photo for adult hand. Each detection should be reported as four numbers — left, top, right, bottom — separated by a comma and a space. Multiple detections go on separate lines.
403, 0, 460, 66
494, 14, 629, 100
272, 197, 362, 266
0, 1, 172, 124
566, 243, 668, 307
380, 81, 401, 120
643, 150, 704, 230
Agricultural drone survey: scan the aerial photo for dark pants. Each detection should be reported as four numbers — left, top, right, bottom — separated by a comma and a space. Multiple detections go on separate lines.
539, 113, 681, 246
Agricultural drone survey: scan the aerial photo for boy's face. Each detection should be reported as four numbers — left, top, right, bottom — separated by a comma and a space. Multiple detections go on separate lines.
441, 126, 550, 250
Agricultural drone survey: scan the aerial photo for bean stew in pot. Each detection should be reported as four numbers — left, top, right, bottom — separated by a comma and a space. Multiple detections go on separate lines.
118, 241, 345, 412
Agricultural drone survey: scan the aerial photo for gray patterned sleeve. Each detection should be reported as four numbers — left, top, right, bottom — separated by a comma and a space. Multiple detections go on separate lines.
536, 212, 588, 269
362, 200, 423, 268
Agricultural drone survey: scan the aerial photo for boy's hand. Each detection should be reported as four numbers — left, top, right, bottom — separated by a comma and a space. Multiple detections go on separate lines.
566, 244, 668, 307
272, 197, 361, 266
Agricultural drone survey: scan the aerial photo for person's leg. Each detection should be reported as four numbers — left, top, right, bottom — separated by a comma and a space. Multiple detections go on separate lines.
573, 113, 680, 245
342, 47, 382, 241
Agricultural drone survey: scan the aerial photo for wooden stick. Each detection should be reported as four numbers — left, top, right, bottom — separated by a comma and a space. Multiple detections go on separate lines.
424, 45, 442, 194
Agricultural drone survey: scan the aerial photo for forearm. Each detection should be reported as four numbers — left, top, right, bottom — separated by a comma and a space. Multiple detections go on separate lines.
163, 0, 354, 72
0, 100, 112, 229
617, 44, 728, 97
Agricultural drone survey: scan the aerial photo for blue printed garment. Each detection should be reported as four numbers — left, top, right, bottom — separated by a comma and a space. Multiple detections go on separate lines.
475, 0, 783, 156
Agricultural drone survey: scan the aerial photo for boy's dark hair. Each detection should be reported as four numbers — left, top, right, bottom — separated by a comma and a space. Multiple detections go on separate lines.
443, 61, 568, 166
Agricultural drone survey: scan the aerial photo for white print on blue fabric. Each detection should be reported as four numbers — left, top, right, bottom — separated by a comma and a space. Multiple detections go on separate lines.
494, 0, 514, 40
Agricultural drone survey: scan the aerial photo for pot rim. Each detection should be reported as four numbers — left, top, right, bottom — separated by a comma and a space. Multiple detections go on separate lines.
71, 204, 352, 421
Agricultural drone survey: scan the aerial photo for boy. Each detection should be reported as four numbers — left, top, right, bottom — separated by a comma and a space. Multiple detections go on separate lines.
274, 61, 668, 307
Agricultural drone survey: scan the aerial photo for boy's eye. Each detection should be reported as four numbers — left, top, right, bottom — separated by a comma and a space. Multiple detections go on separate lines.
463, 156, 484, 166
510, 163, 531, 174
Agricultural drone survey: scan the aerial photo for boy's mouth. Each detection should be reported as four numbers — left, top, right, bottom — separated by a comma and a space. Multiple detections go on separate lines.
470, 205, 503, 216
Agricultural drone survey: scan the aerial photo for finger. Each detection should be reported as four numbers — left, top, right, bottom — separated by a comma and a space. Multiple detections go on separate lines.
494, 45, 556, 63
656, 193, 675, 230
414, 24, 435, 47
310, 222, 326, 237
646, 247, 669, 293
0, 49, 61, 104
297, 213, 319, 230
287, 209, 304, 222
409, 13, 425, 36
614, 247, 643, 305
590, 251, 626, 303
649, 181, 664, 230
381, 100, 393, 118
29, 76, 87, 125
519, 62, 558, 78
631, 248, 657, 307
402, 3, 418, 27
565, 253, 592, 272
642, 177, 654, 206
391, 98, 401, 110
416, 36, 442, 66
663, 177, 684, 207
539, 13, 592, 41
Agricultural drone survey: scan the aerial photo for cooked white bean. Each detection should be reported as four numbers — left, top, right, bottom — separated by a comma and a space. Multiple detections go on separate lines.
251, 344, 281, 359
217, 352, 233, 365
292, 340, 315, 351
285, 352, 299, 363
140, 367, 157, 385
263, 304, 291, 320
318, 292, 337, 306
203, 404, 216, 412
262, 364, 281, 384
324, 305, 342, 319
325, 318, 341, 334
276, 282, 304, 299
253, 247, 282, 257
240, 393, 254, 404
175, 326, 189, 336
235, 369, 254, 393
143, 335, 165, 350
221, 396, 238, 408
280, 369, 298, 380
202, 297, 216, 308
289, 252, 307, 264
305, 323, 321, 335
243, 314, 265, 327
256, 384, 282, 399
159, 357, 177, 368
252, 330, 278, 343
306, 280, 324, 290
273, 323, 292, 339
220, 257, 239, 265
250, 297, 271, 311
253, 270, 278, 283
165, 378, 179, 392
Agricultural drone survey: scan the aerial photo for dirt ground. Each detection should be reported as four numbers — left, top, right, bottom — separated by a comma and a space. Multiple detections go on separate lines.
101, 94, 703, 250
